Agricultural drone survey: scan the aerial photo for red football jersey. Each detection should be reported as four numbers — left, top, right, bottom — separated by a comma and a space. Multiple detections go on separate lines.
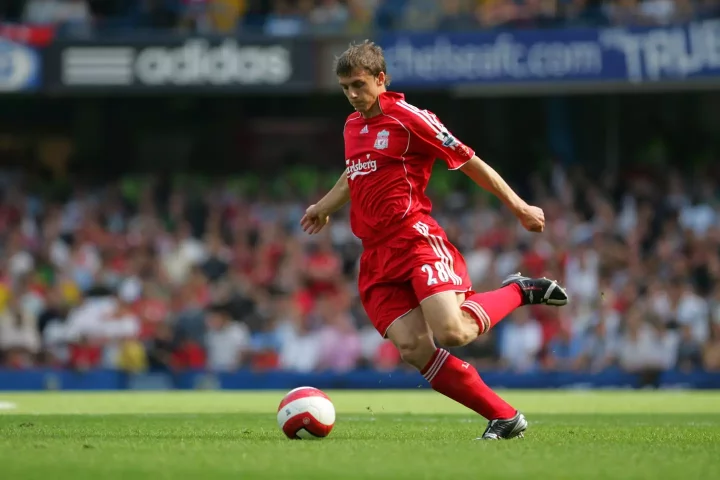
344, 91, 475, 246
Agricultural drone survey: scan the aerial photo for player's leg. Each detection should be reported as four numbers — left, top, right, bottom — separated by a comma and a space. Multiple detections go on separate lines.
418, 282, 526, 347
361, 274, 528, 438
459, 273, 569, 338
406, 222, 566, 439
360, 280, 517, 421
382, 306, 435, 370
415, 291, 527, 438
417, 273, 569, 348
384, 300, 526, 439
410, 220, 568, 347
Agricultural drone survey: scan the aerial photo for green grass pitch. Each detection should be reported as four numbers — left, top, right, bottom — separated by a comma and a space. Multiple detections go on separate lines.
1, 390, 719, 479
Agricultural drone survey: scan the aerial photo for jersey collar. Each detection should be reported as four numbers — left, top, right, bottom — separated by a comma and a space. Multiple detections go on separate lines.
377, 91, 405, 114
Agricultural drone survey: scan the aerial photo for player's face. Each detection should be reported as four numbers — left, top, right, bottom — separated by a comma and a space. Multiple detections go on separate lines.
338, 68, 386, 115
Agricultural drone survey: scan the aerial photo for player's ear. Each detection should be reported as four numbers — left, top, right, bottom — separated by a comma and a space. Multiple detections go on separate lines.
376, 72, 385, 87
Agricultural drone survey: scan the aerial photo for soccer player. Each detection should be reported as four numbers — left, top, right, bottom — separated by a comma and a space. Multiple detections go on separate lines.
300, 41, 568, 440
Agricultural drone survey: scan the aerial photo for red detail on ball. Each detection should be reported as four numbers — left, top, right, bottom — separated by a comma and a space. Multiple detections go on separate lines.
281, 414, 333, 439
277, 387, 331, 412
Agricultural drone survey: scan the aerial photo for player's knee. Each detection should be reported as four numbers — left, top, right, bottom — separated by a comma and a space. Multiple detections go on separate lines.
435, 324, 472, 348
394, 338, 433, 370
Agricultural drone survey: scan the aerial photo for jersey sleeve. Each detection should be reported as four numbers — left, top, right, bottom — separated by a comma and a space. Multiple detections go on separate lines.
402, 105, 475, 170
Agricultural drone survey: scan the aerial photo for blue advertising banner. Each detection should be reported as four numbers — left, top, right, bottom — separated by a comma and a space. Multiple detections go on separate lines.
0, 38, 41, 92
379, 20, 720, 87
1, 368, 719, 391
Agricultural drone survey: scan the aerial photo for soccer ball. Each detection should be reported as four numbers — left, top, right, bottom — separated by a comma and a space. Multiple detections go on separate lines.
277, 386, 336, 439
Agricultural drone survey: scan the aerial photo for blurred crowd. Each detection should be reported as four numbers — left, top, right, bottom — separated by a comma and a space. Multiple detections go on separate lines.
1, 162, 720, 377
1, 0, 719, 37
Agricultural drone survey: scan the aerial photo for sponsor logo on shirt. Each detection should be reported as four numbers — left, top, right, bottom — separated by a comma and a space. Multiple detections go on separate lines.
346, 154, 378, 181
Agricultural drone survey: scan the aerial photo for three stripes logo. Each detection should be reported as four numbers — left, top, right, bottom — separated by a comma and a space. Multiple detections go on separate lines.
62, 47, 134, 86
59, 40, 293, 88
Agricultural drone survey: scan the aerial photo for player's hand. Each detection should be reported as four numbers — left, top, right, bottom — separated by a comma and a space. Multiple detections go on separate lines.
518, 205, 545, 233
301, 204, 330, 235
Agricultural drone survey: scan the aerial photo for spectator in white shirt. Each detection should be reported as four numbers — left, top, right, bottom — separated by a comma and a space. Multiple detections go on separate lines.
650, 279, 708, 339
161, 222, 207, 286
617, 310, 656, 372
0, 298, 40, 368
278, 310, 321, 373
100, 279, 142, 369
64, 286, 117, 342
617, 308, 678, 386
205, 303, 250, 372
62, 280, 142, 368
6, 231, 34, 281
499, 307, 543, 373
564, 243, 600, 307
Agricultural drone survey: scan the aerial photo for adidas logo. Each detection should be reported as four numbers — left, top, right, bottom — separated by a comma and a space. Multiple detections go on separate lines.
360, 125, 368, 134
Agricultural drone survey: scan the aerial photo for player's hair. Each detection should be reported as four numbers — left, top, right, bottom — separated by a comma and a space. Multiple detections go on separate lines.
335, 40, 391, 87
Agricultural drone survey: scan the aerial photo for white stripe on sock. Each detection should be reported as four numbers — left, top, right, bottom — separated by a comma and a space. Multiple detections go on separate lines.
461, 300, 491, 333
424, 349, 450, 383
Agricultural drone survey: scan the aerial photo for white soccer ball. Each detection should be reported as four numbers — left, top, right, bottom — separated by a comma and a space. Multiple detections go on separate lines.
277, 386, 336, 439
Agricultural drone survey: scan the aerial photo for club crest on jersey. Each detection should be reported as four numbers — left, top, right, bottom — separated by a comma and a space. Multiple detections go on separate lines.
374, 130, 389, 150
346, 154, 378, 181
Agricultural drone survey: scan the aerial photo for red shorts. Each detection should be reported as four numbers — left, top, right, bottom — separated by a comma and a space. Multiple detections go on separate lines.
358, 217, 472, 337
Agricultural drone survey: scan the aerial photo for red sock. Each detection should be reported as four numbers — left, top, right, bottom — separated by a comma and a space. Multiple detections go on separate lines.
460, 284, 523, 334
421, 348, 516, 420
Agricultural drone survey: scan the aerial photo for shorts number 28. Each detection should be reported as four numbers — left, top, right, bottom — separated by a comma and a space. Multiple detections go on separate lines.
421, 262, 452, 285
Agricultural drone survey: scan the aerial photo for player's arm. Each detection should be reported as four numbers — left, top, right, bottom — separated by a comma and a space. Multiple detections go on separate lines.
316, 172, 350, 215
459, 156, 527, 216
401, 104, 545, 233
460, 156, 545, 233
301, 172, 350, 234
